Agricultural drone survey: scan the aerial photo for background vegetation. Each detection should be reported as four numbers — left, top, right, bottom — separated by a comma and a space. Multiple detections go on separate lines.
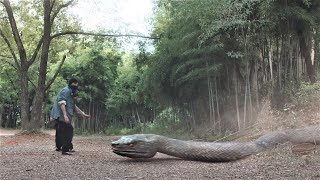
1, 0, 320, 138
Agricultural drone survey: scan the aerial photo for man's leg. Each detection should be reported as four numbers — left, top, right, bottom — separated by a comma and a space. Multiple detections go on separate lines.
61, 122, 73, 155
55, 120, 62, 151
68, 126, 75, 152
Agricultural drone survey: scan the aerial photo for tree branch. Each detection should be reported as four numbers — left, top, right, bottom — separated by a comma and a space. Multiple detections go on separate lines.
4, 59, 17, 69
50, 0, 74, 26
28, 36, 43, 67
1, 55, 19, 69
3, 0, 28, 65
0, 28, 20, 69
3, 60, 36, 88
28, 78, 36, 89
45, 54, 67, 91
51, 31, 161, 40
49, 0, 56, 14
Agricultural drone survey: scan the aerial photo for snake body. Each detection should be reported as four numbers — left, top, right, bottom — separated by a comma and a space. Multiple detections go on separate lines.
111, 125, 320, 162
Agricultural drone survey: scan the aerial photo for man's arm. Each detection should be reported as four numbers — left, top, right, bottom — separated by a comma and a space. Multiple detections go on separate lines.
60, 102, 70, 124
57, 88, 70, 123
75, 105, 90, 118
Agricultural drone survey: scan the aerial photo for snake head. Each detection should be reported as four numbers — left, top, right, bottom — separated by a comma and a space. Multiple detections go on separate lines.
111, 134, 158, 159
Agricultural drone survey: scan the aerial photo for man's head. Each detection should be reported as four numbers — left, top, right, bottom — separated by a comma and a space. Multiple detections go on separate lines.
68, 78, 79, 93
68, 78, 79, 86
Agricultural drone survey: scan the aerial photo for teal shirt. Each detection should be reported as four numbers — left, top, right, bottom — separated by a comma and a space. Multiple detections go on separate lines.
50, 86, 76, 122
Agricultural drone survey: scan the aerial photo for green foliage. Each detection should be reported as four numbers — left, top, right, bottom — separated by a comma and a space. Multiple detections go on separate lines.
107, 55, 142, 113
271, 81, 320, 112
1, 0, 320, 134
104, 107, 183, 136
59, 40, 121, 101
45, 37, 122, 133
147, 107, 180, 131
294, 82, 320, 106
1, 0, 84, 130
64, 0, 320, 135
142, 0, 320, 135
0, 63, 19, 105
145, 0, 229, 106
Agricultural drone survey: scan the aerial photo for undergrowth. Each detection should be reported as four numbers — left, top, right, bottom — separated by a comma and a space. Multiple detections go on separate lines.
75, 81, 320, 140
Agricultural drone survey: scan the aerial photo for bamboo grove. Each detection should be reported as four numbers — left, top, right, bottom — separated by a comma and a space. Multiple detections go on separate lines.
135, 0, 320, 134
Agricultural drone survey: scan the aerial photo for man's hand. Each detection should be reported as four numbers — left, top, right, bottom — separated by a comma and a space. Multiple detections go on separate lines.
82, 113, 90, 119
60, 103, 70, 124
64, 115, 70, 124
75, 105, 90, 119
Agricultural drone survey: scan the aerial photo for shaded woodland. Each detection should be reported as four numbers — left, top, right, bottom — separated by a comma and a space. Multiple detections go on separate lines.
0, 0, 320, 136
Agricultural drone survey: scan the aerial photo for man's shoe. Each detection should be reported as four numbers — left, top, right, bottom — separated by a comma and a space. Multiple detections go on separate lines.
56, 148, 61, 151
69, 149, 76, 153
62, 151, 72, 155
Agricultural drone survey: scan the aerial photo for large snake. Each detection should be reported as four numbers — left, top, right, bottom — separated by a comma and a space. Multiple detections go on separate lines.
111, 125, 320, 162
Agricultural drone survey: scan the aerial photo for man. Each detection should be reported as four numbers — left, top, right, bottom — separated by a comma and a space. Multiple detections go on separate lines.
50, 78, 90, 155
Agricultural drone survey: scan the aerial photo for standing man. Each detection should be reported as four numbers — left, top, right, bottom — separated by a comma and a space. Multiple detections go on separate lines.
50, 78, 90, 155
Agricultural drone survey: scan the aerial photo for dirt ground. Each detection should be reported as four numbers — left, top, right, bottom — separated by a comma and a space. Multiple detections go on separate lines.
0, 129, 319, 180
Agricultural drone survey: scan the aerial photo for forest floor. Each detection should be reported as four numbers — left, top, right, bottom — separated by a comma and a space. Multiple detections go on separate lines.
1, 102, 320, 179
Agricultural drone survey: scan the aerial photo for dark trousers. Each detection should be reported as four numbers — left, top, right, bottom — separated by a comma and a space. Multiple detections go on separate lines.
57, 121, 74, 152
55, 122, 62, 149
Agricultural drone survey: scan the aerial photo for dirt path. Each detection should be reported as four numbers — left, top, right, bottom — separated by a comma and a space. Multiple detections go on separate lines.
0, 130, 319, 180
0, 129, 56, 136
0, 129, 19, 136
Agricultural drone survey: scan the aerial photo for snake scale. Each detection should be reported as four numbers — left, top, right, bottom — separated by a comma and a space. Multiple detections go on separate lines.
111, 125, 320, 162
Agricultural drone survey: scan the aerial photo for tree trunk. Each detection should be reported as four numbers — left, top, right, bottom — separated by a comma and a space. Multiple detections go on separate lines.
210, 81, 215, 129
296, 41, 301, 80
20, 67, 31, 130
268, 40, 274, 86
234, 63, 241, 131
315, 36, 318, 71
30, 0, 52, 130
277, 38, 282, 89
299, 34, 316, 84
215, 79, 221, 135
289, 38, 294, 82
3, 0, 32, 130
206, 61, 213, 125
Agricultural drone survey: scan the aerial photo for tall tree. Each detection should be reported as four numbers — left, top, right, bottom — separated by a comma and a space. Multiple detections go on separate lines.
0, 0, 77, 130
0, 0, 159, 131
